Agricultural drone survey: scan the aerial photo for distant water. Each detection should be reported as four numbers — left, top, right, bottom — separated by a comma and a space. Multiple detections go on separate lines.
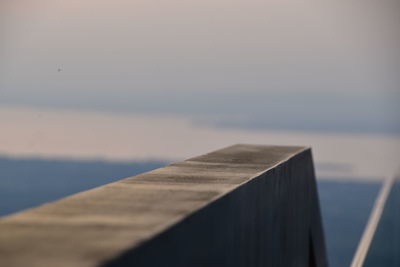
0, 157, 167, 216
1, 107, 399, 179
318, 180, 380, 267
0, 157, 381, 266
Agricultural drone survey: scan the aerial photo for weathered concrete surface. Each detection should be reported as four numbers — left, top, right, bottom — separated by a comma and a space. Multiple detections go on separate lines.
0, 144, 328, 267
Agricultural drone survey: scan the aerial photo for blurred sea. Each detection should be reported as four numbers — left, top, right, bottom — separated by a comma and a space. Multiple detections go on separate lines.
0, 156, 380, 267
0, 107, 398, 266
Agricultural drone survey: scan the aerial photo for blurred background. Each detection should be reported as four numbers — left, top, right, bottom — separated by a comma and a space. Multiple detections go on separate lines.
1, 0, 399, 266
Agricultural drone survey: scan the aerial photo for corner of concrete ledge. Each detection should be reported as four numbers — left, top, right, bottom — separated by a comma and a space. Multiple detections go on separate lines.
0, 144, 328, 267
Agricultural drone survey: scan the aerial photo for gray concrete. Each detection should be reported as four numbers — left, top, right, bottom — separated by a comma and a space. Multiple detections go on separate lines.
0, 144, 328, 267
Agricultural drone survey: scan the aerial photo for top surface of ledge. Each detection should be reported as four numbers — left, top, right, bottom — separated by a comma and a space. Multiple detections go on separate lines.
0, 144, 309, 267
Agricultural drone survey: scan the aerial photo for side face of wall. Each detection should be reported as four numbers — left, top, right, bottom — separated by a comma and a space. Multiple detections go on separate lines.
0, 144, 328, 267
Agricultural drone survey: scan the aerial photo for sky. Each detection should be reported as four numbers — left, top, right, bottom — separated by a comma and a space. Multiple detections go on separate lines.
1, 1, 399, 127
0, 0, 399, 179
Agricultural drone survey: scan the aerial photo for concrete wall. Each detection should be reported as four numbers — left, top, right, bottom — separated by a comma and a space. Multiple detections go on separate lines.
0, 144, 328, 267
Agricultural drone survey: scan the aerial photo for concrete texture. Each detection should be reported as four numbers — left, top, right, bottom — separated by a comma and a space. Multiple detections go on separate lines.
0, 144, 328, 267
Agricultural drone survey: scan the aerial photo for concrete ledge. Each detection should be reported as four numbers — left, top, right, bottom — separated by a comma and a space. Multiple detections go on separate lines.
0, 144, 328, 267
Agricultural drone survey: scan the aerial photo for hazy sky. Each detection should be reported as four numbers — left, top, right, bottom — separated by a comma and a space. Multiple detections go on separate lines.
1, 0, 399, 133
1, 1, 399, 180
